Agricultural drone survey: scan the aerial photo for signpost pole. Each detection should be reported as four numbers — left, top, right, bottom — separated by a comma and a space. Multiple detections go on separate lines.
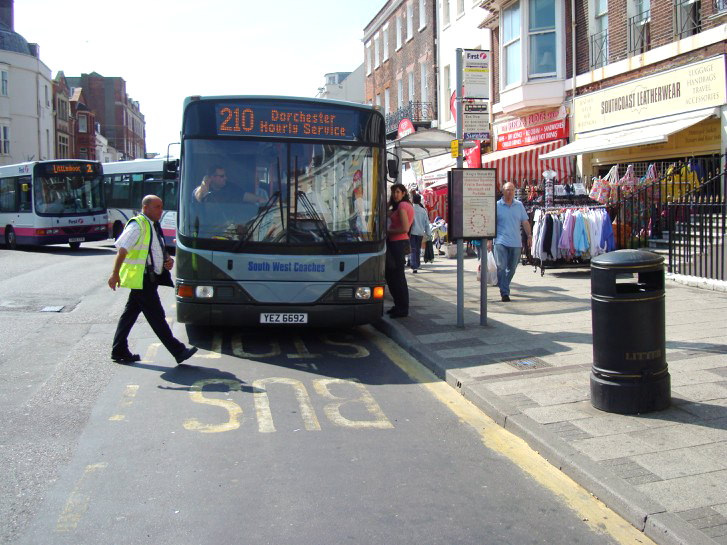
456, 48, 465, 329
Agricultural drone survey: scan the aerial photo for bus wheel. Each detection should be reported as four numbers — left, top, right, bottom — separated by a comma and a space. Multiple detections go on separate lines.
69, 241, 81, 250
5, 227, 17, 249
112, 222, 123, 240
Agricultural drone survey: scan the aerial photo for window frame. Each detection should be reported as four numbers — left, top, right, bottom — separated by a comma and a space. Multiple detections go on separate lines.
419, 0, 427, 30
1, 70, 8, 96
407, 3, 414, 40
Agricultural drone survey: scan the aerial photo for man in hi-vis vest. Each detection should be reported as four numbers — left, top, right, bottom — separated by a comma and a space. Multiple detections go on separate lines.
108, 195, 197, 365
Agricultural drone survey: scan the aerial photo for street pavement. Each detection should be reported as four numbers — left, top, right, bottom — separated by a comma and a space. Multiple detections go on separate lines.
375, 250, 727, 545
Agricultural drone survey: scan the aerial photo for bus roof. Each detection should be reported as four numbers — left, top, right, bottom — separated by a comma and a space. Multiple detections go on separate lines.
0, 159, 102, 178
101, 158, 175, 175
182, 95, 376, 113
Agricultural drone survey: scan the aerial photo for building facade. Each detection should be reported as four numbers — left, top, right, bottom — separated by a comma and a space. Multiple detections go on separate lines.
363, 0, 439, 139
53, 71, 74, 159
315, 67, 365, 103
0, 4, 54, 165
66, 72, 146, 160
481, 0, 727, 187
69, 87, 97, 160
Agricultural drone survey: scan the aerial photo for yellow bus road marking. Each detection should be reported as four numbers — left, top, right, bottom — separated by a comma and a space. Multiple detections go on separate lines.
198, 332, 222, 359
109, 384, 140, 422
143, 342, 161, 362
367, 329, 655, 545
55, 463, 108, 532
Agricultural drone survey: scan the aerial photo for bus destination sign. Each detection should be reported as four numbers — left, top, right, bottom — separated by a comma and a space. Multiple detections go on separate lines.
215, 104, 357, 140
37, 162, 101, 177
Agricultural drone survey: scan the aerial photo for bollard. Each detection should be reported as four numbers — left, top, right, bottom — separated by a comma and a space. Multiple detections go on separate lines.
590, 249, 670, 414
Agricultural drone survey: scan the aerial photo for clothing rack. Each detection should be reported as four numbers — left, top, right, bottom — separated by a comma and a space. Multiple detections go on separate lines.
528, 205, 613, 276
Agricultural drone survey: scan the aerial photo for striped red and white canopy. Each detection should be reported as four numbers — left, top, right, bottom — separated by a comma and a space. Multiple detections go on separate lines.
481, 139, 572, 188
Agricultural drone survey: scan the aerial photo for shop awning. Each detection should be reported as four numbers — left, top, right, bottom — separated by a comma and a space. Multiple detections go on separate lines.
481, 139, 572, 185
540, 107, 720, 160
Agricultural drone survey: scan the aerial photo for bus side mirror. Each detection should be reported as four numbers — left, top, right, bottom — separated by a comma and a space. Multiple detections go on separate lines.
387, 158, 399, 181
163, 160, 179, 180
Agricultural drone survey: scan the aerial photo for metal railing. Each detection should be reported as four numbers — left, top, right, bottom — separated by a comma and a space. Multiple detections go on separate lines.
675, 0, 701, 39
628, 9, 651, 55
590, 29, 609, 69
608, 155, 726, 280
385, 101, 434, 134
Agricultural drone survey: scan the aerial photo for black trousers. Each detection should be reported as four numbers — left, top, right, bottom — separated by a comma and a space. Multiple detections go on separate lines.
385, 239, 409, 312
112, 276, 185, 358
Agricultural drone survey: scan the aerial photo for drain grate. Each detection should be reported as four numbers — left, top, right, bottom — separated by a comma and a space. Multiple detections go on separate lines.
505, 357, 552, 371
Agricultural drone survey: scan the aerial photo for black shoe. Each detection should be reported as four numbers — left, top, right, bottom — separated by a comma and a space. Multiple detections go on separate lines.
386, 306, 398, 314
112, 353, 140, 365
389, 310, 408, 318
501, 295, 511, 302
175, 346, 198, 365
412, 269, 418, 274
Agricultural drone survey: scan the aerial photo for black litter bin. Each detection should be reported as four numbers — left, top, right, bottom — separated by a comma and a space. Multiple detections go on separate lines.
590, 249, 670, 414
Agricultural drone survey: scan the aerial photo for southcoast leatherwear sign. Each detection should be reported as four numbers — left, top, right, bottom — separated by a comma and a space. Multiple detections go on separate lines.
574, 55, 726, 134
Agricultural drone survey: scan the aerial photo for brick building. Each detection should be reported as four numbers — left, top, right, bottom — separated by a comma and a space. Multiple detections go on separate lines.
363, 0, 439, 139
481, 0, 727, 185
52, 71, 74, 159
66, 72, 146, 160
68, 86, 96, 160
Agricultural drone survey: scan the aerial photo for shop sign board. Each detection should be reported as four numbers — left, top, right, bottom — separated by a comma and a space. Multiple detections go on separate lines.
448, 168, 497, 240
463, 49, 490, 100
497, 118, 568, 150
574, 55, 727, 134
397, 118, 415, 139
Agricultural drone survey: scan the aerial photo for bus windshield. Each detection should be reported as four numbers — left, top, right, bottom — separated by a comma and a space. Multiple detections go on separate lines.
179, 139, 380, 247
34, 168, 105, 216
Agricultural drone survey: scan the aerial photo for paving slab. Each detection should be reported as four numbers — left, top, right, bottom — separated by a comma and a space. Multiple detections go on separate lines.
375, 253, 727, 544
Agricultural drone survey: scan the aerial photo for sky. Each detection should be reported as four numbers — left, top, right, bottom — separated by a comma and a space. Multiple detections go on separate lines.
15, 0, 382, 156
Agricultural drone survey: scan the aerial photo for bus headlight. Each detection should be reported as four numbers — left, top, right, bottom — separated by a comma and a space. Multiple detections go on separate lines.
195, 286, 214, 298
355, 287, 372, 300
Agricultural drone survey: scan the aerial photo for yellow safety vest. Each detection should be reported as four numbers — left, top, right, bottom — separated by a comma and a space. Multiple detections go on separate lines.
119, 215, 152, 289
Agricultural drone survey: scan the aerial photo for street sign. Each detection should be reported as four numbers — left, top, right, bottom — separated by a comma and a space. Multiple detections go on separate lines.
463, 113, 490, 141
448, 168, 497, 240
450, 139, 459, 158
463, 49, 490, 100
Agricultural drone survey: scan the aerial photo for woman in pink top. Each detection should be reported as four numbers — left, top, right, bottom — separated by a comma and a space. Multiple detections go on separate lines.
386, 183, 414, 318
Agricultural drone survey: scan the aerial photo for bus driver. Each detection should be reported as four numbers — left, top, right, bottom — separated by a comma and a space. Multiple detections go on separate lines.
193, 165, 267, 205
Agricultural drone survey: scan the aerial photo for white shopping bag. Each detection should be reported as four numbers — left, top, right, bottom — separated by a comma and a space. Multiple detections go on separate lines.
486, 250, 498, 286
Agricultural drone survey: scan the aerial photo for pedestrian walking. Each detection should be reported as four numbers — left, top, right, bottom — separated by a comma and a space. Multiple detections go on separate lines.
108, 195, 198, 365
488, 182, 532, 302
385, 183, 414, 318
409, 194, 431, 273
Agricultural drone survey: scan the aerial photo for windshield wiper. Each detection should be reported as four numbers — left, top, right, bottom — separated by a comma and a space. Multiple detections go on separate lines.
296, 191, 338, 253
233, 191, 280, 252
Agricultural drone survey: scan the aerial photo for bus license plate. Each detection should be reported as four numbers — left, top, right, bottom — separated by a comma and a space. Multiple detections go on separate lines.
68, 237, 85, 242
260, 313, 308, 324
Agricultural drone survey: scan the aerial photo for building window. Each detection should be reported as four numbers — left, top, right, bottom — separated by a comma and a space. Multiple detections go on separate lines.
1, 71, 7, 96
383, 25, 390, 60
385, 88, 390, 114
408, 72, 415, 103
458, 0, 465, 16
529, 0, 556, 77
376, 94, 381, 108
375, 34, 381, 68
675, 0, 701, 39
443, 0, 451, 26
397, 79, 404, 109
396, 16, 402, 49
366, 41, 372, 74
45, 85, 50, 107
407, 3, 414, 38
419, 0, 427, 29
58, 134, 69, 158
503, 2, 522, 87
80, 147, 88, 159
420, 64, 428, 103
590, 0, 609, 69
78, 115, 88, 133
1, 126, 9, 154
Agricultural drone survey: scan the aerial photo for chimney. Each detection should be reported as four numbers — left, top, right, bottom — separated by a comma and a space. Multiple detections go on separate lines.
0, 0, 13, 31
